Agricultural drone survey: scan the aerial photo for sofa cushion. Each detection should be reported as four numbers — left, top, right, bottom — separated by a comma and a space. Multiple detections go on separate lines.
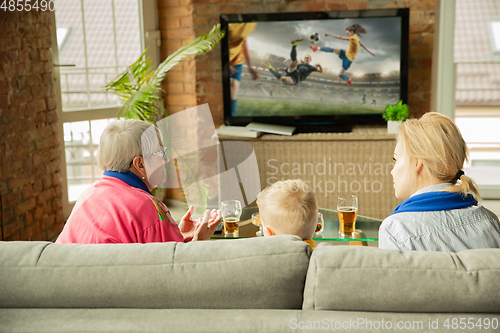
2, 309, 498, 332
303, 244, 500, 313
0, 235, 311, 309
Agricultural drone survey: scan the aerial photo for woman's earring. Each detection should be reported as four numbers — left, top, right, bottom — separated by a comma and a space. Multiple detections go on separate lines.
142, 176, 145, 180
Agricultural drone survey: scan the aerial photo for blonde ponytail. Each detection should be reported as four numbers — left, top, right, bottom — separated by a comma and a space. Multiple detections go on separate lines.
444, 174, 481, 199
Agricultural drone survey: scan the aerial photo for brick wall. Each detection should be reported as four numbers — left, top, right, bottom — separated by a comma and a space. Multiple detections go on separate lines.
0, 11, 64, 241
158, 0, 436, 123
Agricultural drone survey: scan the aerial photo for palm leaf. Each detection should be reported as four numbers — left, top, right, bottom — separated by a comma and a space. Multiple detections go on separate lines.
105, 50, 153, 100
116, 85, 161, 121
151, 24, 225, 85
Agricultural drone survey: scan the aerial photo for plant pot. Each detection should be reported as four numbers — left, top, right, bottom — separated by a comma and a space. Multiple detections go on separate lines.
387, 120, 403, 134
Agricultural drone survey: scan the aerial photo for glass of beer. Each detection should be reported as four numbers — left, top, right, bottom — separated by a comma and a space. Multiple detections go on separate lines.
337, 195, 358, 236
221, 200, 242, 237
315, 212, 324, 234
252, 212, 263, 237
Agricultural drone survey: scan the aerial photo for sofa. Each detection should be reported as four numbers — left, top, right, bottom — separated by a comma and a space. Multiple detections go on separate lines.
1, 236, 499, 332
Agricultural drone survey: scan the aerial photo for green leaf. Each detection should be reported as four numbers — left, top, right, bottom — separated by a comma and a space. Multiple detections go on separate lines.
382, 100, 409, 121
151, 24, 225, 85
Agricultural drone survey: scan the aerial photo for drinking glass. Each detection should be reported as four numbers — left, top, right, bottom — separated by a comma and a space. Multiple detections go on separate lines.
220, 200, 242, 237
337, 195, 358, 236
315, 212, 324, 234
252, 213, 263, 237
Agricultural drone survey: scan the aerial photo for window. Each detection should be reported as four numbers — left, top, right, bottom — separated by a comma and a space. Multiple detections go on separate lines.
487, 19, 500, 54
53, 0, 160, 216
455, 0, 500, 199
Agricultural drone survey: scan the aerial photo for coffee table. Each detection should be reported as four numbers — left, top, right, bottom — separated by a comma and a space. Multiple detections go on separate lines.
211, 207, 382, 242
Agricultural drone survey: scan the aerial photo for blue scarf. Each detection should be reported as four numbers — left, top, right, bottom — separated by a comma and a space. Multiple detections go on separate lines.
391, 191, 477, 216
103, 170, 152, 195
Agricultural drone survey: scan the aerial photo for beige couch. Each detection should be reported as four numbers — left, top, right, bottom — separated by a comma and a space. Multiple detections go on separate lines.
1, 236, 499, 332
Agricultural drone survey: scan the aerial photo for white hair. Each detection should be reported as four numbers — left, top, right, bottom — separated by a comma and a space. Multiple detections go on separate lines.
97, 119, 162, 172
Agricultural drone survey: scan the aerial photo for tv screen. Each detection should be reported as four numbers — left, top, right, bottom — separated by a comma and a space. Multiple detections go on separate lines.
220, 9, 409, 130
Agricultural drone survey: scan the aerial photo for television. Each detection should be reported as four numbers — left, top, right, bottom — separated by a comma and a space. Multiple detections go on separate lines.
220, 8, 409, 132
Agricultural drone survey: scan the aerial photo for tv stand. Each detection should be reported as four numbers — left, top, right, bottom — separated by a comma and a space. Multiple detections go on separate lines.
294, 124, 352, 134
218, 125, 399, 220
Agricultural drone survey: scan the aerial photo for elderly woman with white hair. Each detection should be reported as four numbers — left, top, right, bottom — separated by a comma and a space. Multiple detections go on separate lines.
56, 119, 221, 244
379, 112, 500, 252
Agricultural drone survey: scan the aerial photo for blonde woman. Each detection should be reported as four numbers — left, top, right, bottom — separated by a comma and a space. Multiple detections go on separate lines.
379, 112, 500, 252
257, 179, 318, 249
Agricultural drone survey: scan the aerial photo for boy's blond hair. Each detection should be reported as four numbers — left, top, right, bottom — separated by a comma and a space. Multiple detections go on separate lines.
256, 179, 318, 240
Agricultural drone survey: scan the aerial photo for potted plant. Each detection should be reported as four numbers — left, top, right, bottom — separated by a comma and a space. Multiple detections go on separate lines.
105, 24, 224, 212
382, 100, 409, 134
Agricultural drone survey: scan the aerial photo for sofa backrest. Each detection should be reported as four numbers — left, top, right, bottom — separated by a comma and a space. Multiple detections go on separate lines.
0, 235, 311, 309
303, 244, 500, 313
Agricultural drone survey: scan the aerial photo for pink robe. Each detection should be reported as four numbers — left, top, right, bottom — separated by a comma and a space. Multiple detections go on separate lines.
56, 176, 184, 244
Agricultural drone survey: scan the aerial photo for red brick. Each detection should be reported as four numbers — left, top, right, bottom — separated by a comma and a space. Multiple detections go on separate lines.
53, 197, 63, 210
54, 184, 62, 197
3, 221, 21, 240
159, 18, 181, 30
47, 159, 61, 173
419, 57, 432, 68
24, 211, 34, 225
33, 180, 43, 193
193, 16, 208, 26
0, 94, 10, 106
158, 0, 180, 8
22, 184, 33, 200
184, 82, 196, 93
32, 233, 46, 241
33, 207, 43, 221
159, 6, 193, 18
0, 78, 9, 92
304, 2, 326, 11
410, 0, 435, 11
166, 28, 196, 39
0, 165, 10, 179
2, 192, 21, 207
206, 82, 222, 95
46, 109, 58, 123
166, 82, 184, 94
34, 98, 47, 112
166, 94, 197, 105
15, 197, 36, 215
39, 49, 52, 61
166, 72, 196, 82
2, 208, 12, 222
34, 111, 46, 125
47, 221, 64, 241
8, 177, 29, 190
410, 24, 434, 34
30, 50, 39, 61
11, 160, 23, 172
180, 17, 193, 27
421, 33, 434, 45
42, 201, 51, 215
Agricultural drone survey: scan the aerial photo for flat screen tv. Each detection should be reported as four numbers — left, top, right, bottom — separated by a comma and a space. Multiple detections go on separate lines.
220, 8, 409, 132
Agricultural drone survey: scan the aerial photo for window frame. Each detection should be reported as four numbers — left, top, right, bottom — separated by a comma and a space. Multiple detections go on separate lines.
51, 0, 161, 218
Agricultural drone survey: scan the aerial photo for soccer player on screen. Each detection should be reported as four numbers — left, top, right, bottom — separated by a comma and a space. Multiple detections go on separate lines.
228, 23, 260, 116
266, 38, 323, 85
310, 24, 375, 85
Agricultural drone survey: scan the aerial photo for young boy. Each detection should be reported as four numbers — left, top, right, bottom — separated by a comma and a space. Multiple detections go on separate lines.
256, 179, 318, 249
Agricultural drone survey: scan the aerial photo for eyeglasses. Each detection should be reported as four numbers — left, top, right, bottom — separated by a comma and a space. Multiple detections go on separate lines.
151, 147, 168, 159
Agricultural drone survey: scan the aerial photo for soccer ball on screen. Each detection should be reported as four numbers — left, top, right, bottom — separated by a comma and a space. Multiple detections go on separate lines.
309, 32, 320, 43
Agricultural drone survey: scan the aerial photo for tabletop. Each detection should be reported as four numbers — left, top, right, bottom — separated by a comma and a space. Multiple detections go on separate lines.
211, 206, 383, 242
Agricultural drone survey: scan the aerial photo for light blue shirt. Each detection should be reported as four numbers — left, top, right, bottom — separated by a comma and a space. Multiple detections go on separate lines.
379, 183, 500, 252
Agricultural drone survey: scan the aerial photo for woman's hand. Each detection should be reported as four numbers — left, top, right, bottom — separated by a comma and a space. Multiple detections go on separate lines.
179, 206, 221, 242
